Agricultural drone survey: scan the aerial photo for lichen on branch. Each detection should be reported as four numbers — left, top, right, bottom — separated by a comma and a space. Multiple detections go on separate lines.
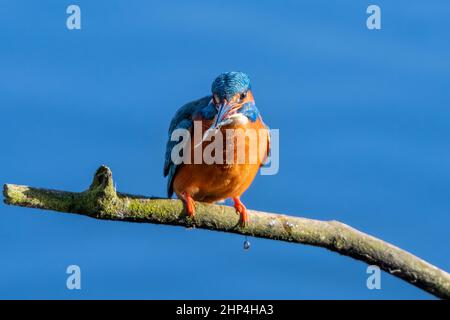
3, 165, 450, 299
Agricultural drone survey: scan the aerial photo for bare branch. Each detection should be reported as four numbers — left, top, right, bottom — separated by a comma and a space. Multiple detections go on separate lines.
3, 165, 450, 299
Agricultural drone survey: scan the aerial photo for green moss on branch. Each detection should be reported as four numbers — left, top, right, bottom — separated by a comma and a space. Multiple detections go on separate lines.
2, 165, 450, 299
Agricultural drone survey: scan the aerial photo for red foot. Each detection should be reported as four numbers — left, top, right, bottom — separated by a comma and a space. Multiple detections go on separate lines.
233, 197, 248, 227
180, 192, 196, 217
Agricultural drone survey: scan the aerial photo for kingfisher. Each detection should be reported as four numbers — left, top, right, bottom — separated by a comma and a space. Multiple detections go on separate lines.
163, 72, 270, 226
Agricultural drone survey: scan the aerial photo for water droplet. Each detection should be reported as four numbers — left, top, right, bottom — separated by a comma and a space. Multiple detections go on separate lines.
243, 240, 251, 250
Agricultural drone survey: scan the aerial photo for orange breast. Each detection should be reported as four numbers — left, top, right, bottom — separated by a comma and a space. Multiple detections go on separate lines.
173, 117, 269, 202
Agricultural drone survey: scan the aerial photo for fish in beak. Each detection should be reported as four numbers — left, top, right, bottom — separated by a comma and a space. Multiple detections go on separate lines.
195, 100, 239, 148
213, 101, 237, 128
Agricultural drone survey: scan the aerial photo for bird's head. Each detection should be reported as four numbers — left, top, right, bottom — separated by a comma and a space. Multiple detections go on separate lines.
210, 71, 256, 128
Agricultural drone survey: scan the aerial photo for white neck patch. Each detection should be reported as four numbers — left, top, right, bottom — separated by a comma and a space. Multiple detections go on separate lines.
228, 113, 249, 125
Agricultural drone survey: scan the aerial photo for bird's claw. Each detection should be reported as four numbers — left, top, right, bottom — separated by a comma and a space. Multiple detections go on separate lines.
181, 192, 196, 218
233, 197, 248, 227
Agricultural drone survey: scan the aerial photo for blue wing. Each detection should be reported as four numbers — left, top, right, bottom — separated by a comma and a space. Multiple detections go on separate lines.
163, 95, 216, 197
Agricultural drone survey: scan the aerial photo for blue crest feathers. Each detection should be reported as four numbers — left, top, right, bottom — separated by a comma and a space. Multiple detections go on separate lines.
211, 71, 251, 101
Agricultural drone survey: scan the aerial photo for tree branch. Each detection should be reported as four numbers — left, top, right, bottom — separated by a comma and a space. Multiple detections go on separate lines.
3, 165, 449, 299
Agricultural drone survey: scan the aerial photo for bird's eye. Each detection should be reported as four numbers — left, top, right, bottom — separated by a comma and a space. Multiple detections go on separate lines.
239, 92, 247, 102
213, 94, 220, 105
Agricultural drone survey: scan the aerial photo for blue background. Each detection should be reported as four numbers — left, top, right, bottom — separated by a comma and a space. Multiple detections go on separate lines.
0, 1, 449, 299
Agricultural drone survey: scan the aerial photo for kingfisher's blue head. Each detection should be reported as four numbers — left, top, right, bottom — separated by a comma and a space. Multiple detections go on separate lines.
211, 71, 251, 102
209, 71, 258, 128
